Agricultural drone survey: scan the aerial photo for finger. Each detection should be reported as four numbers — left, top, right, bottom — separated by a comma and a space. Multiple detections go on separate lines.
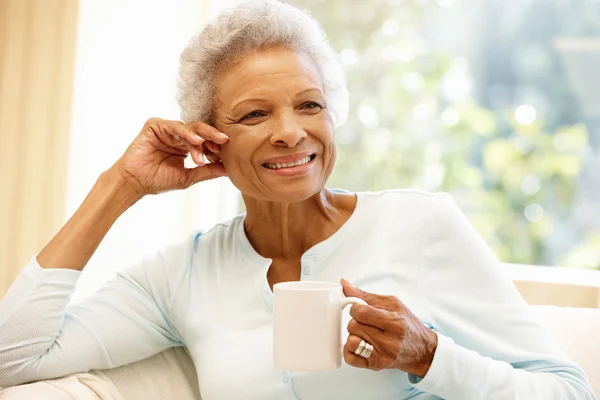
202, 140, 221, 162
184, 162, 227, 187
144, 119, 189, 151
154, 119, 213, 151
171, 135, 187, 148
147, 120, 224, 166
345, 333, 364, 354
146, 119, 198, 147
205, 141, 221, 154
343, 334, 380, 370
345, 351, 370, 369
191, 150, 206, 166
341, 278, 380, 304
341, 278, 405, 312
341, 278, 366, 297
344, 335, 369, 368
181, 141, 204, 166
180, 141, 205, 166
347, 318, 384, 344
205, 152, 220, 164
186, 121, 229, 144
202, 140, 218, 155
349, 304, 394, 330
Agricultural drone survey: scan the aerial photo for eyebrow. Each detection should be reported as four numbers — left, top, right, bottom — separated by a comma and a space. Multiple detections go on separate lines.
294, 88, 322, 97
230, 88, 324, 114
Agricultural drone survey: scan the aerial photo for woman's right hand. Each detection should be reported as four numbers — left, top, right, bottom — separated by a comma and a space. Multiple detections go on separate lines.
112, 118, 229, 197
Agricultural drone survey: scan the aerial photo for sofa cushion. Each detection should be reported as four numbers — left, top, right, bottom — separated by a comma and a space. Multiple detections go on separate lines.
95, 346, 200, 400
531, 305, 600, 397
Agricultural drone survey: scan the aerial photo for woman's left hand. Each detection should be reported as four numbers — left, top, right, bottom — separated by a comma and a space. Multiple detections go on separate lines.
341, 279, 438, 378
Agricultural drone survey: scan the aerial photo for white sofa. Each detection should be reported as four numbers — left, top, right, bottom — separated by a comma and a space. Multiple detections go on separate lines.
1, 306, 598, 399
0, 347, 201, 400
532, 306, 600, 396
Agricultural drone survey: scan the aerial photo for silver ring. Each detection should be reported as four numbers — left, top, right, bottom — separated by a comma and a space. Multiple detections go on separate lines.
173, 134, 183, 143
354, 340, 373, 359
362, 343, 374, 359
360, 342, 373, 359
355, 340, 366, 356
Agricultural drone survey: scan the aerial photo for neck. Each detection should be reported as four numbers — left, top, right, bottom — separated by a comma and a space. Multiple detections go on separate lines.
242, 188, 357, 260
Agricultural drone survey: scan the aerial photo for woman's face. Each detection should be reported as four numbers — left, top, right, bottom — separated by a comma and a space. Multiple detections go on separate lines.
212, 47, 336, 203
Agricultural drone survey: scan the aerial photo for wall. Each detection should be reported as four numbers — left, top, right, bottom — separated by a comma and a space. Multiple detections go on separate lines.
0, 0, 78, 296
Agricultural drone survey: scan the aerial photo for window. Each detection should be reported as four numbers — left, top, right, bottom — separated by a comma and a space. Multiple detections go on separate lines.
290, 0, 600, 268
66, 0, 240, 301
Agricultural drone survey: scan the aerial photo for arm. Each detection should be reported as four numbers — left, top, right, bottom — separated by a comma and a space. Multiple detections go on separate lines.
0, 118, 229, 387
36, 167, 141, 272
412, 193, 595, 399
0, 169, 187, 387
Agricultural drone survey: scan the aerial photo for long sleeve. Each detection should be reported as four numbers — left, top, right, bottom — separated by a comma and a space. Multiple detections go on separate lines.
0, 240, 190, 388
411, 193, 596, 399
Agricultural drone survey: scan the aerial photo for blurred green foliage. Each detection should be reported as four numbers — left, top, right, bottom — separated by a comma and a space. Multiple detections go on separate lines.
289, 0, 600, 268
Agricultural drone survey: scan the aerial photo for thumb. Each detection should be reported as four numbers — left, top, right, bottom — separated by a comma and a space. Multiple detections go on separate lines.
342, 279, 404, 312
185, 162, 228, 187
341, 278, 369, 300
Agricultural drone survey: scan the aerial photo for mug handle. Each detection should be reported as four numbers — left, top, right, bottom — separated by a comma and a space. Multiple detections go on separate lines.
339, 297, 368, 357
340, 296, 367, 309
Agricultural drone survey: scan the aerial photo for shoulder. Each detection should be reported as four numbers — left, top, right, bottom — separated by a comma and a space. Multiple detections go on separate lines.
414, 191, 495, 265
189, 215, 245, 254
117, 215, 245, 305
357, 188, 451, 221
360, 188, 443, 203
343, 189, 456, 246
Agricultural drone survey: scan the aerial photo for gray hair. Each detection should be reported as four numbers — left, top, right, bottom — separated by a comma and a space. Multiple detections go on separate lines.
177, 0, 349, 127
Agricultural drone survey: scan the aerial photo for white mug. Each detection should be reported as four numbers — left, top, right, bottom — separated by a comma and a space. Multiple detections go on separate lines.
273, 281, 367, 371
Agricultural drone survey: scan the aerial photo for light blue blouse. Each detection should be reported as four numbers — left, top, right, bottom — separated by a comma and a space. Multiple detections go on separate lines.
0, 190, 595, 399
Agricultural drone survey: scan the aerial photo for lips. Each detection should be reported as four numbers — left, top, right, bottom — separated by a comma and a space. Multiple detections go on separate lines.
260, 153, 317, 177
263, 154, 316, 169
261, 151, 316, 166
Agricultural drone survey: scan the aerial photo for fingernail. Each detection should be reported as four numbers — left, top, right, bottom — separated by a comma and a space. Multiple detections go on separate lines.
191, 134, 203, 144
341, 278, 355, 287
218, 132, 229, 141
208, 142, 221, 153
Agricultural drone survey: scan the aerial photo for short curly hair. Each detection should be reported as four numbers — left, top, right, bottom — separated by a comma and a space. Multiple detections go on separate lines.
177, 0, 349, 127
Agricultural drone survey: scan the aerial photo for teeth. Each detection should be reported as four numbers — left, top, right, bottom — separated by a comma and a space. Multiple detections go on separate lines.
266, 156, 311, 169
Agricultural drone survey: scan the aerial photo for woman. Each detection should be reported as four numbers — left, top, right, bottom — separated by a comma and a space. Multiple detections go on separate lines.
0, 1, 594, 399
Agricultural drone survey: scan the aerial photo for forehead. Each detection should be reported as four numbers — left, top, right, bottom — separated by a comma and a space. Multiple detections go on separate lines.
214, 47, 323, 104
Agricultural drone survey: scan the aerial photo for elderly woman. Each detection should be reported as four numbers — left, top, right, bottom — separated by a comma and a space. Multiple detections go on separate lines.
0, 1, 595, 399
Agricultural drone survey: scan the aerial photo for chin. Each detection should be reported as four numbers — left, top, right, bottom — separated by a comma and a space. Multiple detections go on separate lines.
229, 155, 333, 203
234, 176, 326, 204
267, 183, 324, 204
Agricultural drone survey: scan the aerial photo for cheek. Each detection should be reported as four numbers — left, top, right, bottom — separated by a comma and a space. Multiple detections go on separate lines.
310, 115, 336, 157
322, 146, 337, 178
310, 113, 335, 147
328, 145, 337, 165
219, 129, 261, 169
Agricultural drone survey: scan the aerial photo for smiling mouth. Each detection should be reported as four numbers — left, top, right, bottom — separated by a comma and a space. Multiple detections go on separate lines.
262, 154, 316, 169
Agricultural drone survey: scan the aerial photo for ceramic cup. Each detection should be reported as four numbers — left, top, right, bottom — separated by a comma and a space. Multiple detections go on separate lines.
273, 281, 367, 371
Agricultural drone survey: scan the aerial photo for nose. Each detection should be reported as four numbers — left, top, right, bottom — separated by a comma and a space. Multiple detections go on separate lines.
269, 113, 307, 147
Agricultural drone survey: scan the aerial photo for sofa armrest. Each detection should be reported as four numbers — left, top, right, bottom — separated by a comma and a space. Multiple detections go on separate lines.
96, 346, 201, 400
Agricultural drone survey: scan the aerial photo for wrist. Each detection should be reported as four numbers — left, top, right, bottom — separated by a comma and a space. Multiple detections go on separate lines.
102, 166, 145, 207
405, 329, 438, 378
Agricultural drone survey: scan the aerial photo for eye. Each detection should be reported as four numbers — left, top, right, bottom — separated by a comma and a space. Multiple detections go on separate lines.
240, 110, 266, 122
300, 101, 323, 110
